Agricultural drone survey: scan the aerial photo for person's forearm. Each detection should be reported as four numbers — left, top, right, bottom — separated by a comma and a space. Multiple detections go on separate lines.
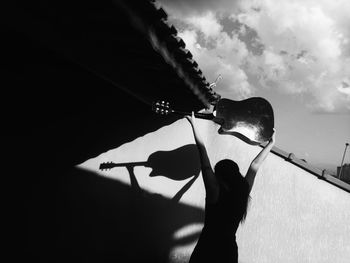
246, 130, 275, 192
189, 122, 212, 169
189, 121, 218, 200
251, 140, 274, 168
190, 122, 205, 148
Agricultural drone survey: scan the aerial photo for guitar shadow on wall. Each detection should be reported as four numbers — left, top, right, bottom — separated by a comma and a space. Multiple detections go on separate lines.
100, 144, 201, 202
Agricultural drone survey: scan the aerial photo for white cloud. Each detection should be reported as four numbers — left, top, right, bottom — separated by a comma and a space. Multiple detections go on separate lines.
159, 0, 350, 113
338, 79, 350, 96
157, 0, 239, 16
175, 11, 253, 99
185, 12, 223, 39
237, 0, 350, 112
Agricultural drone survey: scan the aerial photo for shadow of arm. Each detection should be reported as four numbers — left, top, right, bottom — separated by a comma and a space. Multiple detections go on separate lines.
172, 174, 199, 203
126, 165, 144, 196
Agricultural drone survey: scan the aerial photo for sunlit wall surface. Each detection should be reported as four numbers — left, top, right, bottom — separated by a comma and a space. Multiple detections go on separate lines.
79, 118, 350, 263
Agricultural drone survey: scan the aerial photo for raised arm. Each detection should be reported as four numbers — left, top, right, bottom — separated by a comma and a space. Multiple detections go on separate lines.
186, 112, 219, 203
245, 129, 276, 193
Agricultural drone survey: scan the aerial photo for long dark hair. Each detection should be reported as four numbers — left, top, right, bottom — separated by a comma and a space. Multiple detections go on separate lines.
214, 159, 250, 223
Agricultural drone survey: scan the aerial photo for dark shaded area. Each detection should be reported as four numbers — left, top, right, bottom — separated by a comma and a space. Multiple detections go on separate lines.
25, 168, 203, 263
3, 0, 215, 110
3, 30, 180, 166
2, 33, 204, 261
3, 1, 209, 261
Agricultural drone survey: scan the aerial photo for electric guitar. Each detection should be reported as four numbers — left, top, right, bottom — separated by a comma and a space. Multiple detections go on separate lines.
152, 97, 274, 145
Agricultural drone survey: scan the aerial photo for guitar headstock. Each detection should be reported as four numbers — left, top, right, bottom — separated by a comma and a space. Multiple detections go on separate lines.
152, 100, 172, 115
99, 162, 117, 171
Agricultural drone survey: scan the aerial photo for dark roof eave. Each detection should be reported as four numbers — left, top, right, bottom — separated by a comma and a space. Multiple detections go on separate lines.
114, 0, 221, 108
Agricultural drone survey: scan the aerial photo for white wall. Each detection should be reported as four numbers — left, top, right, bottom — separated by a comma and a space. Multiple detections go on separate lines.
79, 118, 350, 263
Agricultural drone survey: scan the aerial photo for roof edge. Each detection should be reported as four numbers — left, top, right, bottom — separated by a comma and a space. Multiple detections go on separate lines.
270, 146, 350, 193
113, 0, 221, 108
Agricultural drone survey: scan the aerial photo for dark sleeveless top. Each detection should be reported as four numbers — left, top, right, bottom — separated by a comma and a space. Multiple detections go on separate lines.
189, 180, 249, 263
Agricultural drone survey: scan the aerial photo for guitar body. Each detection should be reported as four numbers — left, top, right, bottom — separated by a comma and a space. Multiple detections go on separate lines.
152, 97, 274, 145
213, 97, 274, 145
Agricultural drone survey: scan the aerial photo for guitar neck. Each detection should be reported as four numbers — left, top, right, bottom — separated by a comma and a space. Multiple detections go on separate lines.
171, 110, 214, 120
99, 161, 148, 170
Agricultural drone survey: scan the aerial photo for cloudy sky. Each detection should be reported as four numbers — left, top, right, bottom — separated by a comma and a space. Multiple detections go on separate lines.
158, 0, 350, 172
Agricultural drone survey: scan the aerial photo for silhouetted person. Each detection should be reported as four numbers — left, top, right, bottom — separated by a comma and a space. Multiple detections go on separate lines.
186, 112, 276, 263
